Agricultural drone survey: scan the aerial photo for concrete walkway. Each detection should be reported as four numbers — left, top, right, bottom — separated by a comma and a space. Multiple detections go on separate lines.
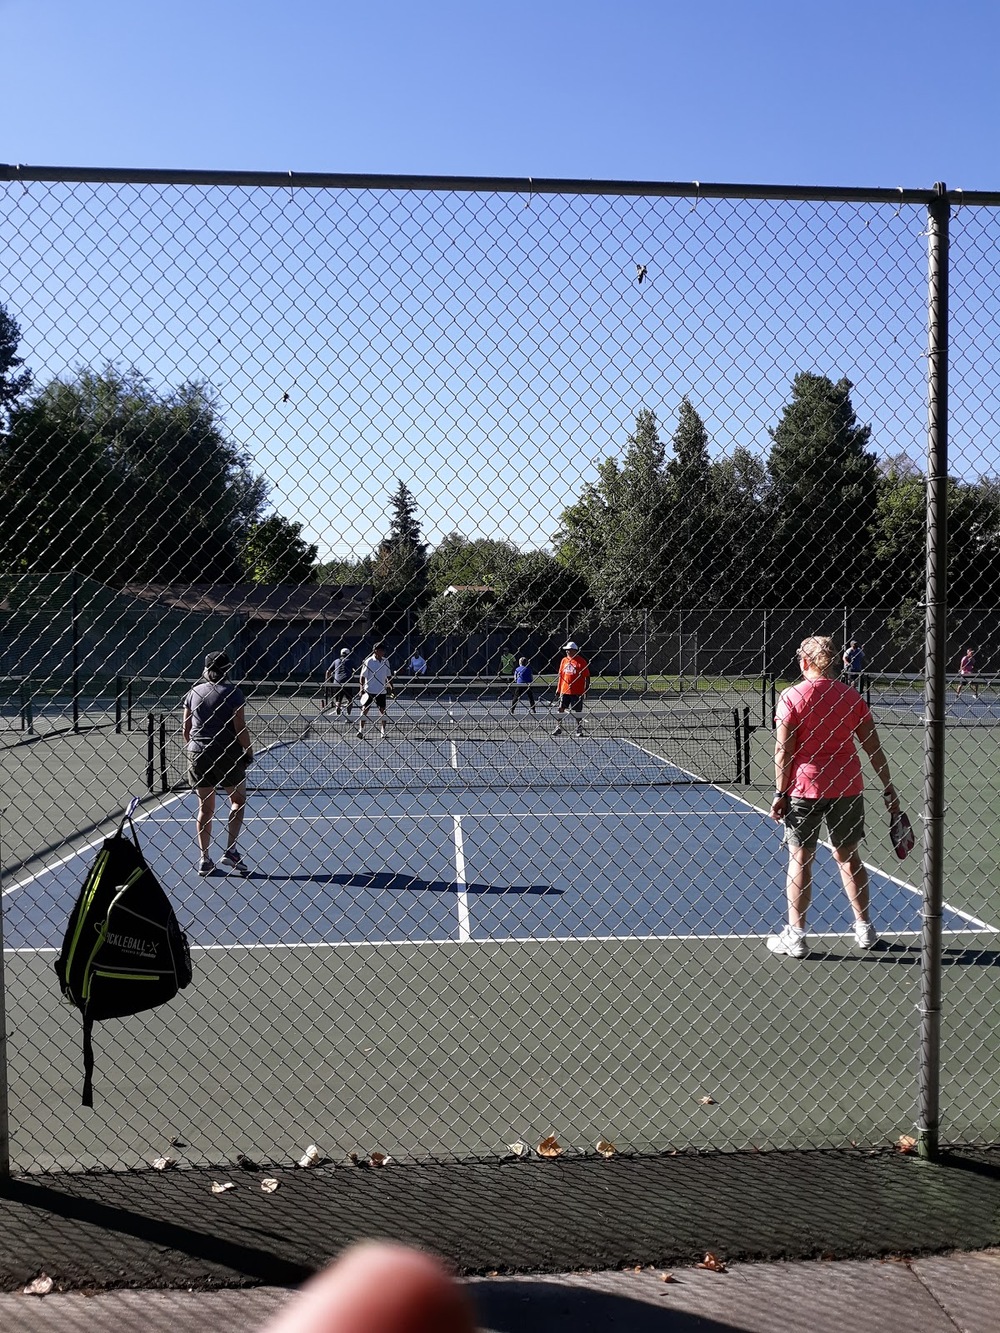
3, 1249, 999, 1332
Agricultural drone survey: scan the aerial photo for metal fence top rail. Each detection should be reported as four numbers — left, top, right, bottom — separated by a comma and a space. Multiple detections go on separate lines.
2, 164, 995, 205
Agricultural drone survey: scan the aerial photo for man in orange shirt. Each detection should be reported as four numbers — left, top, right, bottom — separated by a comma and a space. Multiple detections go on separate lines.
552, 640, 590, 737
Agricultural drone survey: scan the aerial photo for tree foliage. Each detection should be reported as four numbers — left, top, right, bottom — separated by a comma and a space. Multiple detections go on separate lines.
765, 372, 879, 605
0, 366, 267, 582
0, 302, 32, 433
369, 481, 429, 634
243, 515, 319, 585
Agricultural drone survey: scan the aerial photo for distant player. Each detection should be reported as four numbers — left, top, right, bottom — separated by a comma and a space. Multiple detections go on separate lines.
409, 651, 427, 676
842, 639, 865, 690
326, 648, 355, 715
552, 641, 590, 737
955, 647, 979, 699
510, 656, 537, 714
357, 643, 394, 740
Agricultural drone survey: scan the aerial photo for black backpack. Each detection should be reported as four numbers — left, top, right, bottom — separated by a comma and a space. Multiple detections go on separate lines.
55, 799, 193, 1107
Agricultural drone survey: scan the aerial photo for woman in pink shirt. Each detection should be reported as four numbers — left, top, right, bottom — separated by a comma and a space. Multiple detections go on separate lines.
767, 634, 901, 959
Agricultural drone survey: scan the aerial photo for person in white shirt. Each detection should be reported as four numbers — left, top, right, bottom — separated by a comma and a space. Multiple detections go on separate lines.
357, 643, 394, 739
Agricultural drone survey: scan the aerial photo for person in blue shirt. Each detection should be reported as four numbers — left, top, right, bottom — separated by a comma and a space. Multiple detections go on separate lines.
842, 639, 866, 689
510, 656, 537, 713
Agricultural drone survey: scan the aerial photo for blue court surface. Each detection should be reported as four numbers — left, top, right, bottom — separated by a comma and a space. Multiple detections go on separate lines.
4, 780, 991, 951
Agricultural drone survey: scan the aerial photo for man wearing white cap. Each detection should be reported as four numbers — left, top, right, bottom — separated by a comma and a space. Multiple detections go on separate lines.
553, 641, 590, 737
325, 647, 356, 715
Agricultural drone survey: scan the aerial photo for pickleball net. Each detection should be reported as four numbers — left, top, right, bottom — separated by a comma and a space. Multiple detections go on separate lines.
151, 702, 753, 792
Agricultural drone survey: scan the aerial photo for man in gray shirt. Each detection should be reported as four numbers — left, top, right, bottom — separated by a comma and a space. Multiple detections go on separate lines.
183, 651, 254, 876
325, 648, 355, 715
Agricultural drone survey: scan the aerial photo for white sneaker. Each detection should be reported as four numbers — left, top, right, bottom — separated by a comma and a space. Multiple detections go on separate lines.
854, 920, 878, 949
220, 849, 250, 877
552, 726, 563, 736
198, 857, 215, 876
767, 926, 808, 958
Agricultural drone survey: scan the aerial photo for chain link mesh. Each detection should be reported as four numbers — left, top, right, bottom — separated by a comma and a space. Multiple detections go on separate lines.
0, 175, 997, 1173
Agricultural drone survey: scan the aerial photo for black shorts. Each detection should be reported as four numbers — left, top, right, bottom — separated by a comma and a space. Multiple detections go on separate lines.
361, 692, 388, 713
188, 739, 248, 790
557, 693, 584, 713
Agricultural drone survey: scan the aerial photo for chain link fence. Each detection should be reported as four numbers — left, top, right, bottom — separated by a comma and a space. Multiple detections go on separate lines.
0, 169, 998, 1174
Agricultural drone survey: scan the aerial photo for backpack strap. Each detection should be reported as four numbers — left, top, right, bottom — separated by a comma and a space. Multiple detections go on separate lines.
81, 1014, 95, 1109
119, 797, 147, 865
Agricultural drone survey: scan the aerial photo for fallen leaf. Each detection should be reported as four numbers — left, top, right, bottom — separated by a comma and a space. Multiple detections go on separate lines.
697, 1096, 716, 1106
151, 1156, 176, 1171
298, 1145, 322, 1167
348, 1152, 360, 1164
210, 1181, 235, 1195
261, 1177, 280, 1193
696, 1252, 727, 1273
23, 1275, 53, 1296
506, 1141, 531, 1159
595, 1139, 616, 1157
537, 1135, 563, 1158
897, 1135, 918, 1155
660, 1272, 677, 1283
369, 1152, 391, 1167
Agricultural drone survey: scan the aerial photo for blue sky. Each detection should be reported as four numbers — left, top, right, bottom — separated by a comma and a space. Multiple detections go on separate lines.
5, 0, 998, 188
2, 1, 999, 562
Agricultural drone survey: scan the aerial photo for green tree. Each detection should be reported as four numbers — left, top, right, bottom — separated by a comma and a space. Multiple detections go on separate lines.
557, 408, 669, 620
0, 302, 32, 433
316, 555, 368, 585
662, 397, 714, 607
369, 481, 428, 635
0, 367, 267, 581
709, 446, 771, 605
243, 514, 319, 584
426, 534, 519, 595
766, 373, 879, 606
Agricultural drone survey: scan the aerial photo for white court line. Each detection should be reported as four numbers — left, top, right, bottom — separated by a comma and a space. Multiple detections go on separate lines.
5, 925, 992, 958
453, 814, 470, 942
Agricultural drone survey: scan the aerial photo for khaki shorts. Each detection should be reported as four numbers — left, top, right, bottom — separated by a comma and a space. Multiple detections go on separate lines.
784, 795, 865, 851
188, 739, 248, 790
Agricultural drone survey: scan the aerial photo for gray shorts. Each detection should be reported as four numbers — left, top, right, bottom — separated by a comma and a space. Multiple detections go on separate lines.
188, 739, 248, 790
784, 795, 865, 851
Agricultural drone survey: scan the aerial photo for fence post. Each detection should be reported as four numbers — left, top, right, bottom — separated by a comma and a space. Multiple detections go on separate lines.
918, 182, 950, 1162
0, 808, 11, 1179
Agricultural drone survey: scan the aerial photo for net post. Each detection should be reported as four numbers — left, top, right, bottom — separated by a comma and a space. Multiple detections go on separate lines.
741, 706, 751, 784
146, 712, 155, 792
114, 676, 123, 733
127, 679, 133, 732
159, 715, 168, 794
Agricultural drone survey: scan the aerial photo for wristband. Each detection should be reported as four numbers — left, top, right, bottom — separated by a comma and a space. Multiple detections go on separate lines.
774, 790, 789, 801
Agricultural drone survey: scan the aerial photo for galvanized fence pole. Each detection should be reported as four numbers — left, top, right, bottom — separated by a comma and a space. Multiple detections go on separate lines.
918, 183, 950, 1161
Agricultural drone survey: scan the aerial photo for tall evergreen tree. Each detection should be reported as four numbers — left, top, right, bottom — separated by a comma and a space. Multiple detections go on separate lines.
369, 480, 429, 635
557, 408, 669, 621
663, 397, 714, 606
766, 373, 879, 606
